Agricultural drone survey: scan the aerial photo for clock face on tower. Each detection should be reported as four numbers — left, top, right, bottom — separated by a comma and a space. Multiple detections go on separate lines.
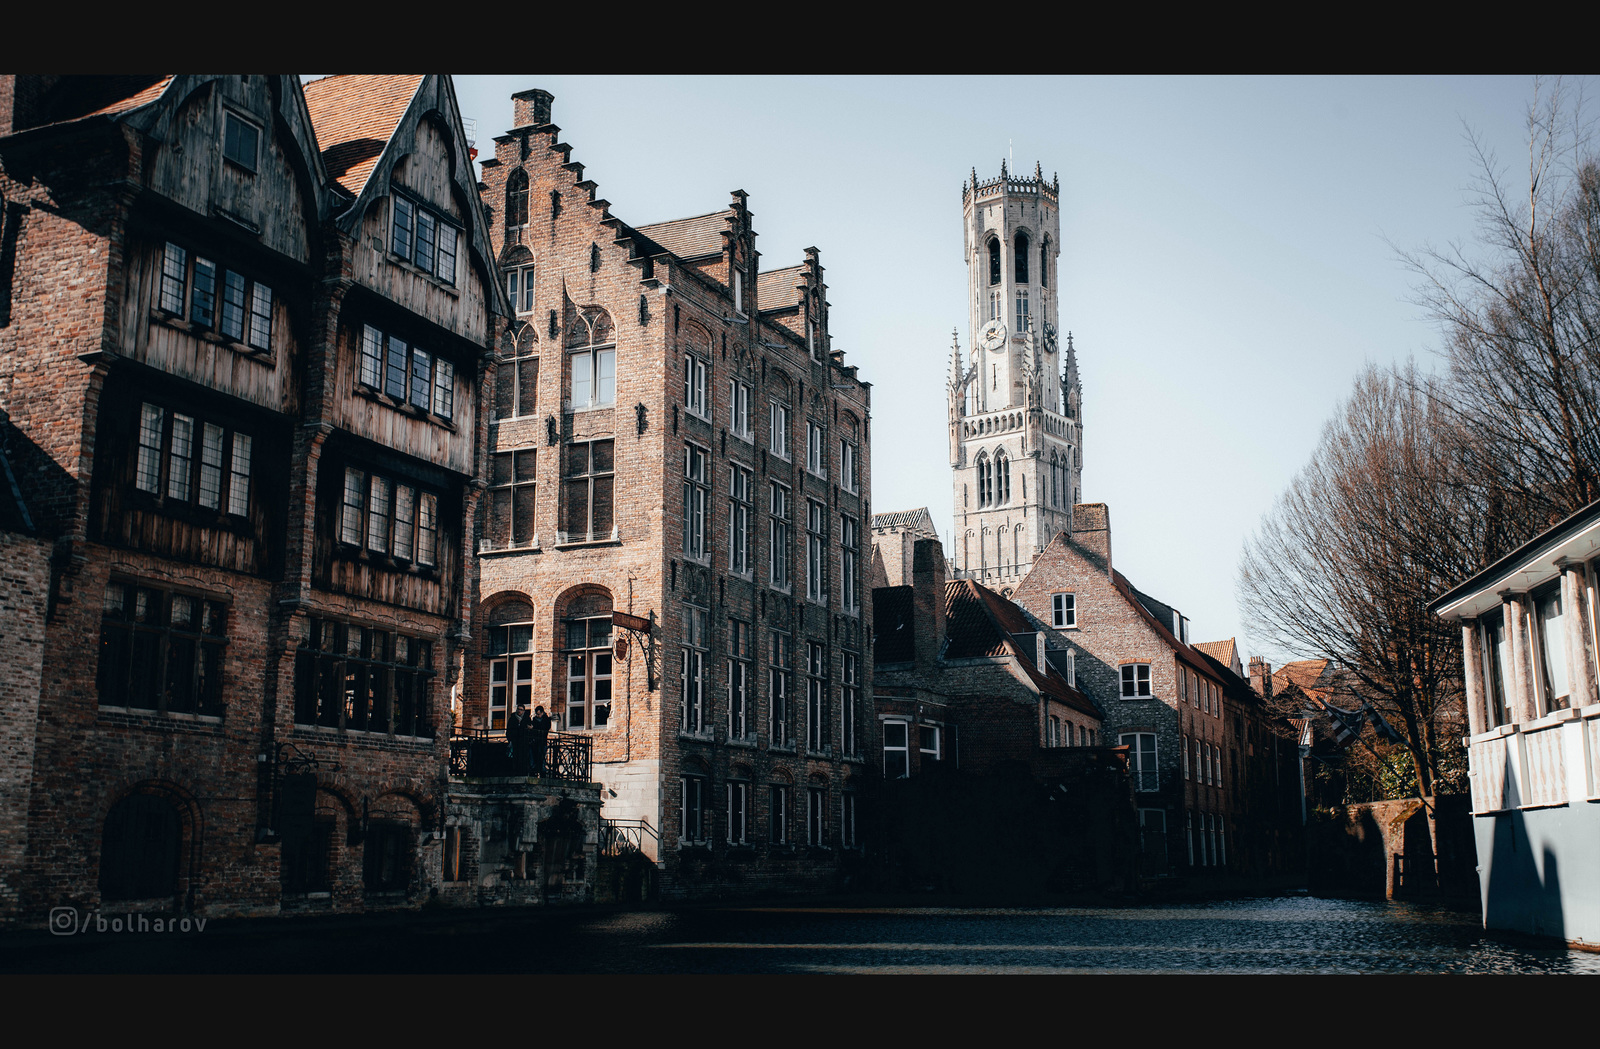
1043, 322, 1058, 355
980, 319, 1008, 352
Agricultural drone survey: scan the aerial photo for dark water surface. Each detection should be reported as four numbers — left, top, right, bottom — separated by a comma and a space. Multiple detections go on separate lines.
6, 895, 1598, 973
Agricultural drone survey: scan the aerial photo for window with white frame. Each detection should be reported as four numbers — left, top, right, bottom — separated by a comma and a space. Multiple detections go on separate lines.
841, 652, 859, 756
157, 241, 275, 353
133, 402, 253, 518
684, 353, 708, 419
770, 784, 790, 843
564, 608, 613, 730
1193, 737, 1201, 785
806, 787, 826, 846
1120, 663, 1151, 699
682, 443, 709, 560
727, 780, 749, 844
1182, 734, 1190, 780
730, 379, 752, 440
1015, 289, 1030, 332
1533, 583, 1571, 712
919, 724, 942, 763
1048, 715, 1060, 747
770, 630, 791, 747
505, 264, 536, 315
1122, 732, 1158, 792
680, 775, 705, 844
883, 720, 909, 778
390, 193, 460, 285
358, 324, 455, 420
567, 308, 616, 410
729, 464, 752, 576
728, 618, 750, 740
806, 640, 827, 752
1052, 592, 1076, 629
340, 466, 438, 567
806, 500, 825, 603
732, 267, 743, 315
222, 110, 260, 172
806, 421, 826, 478
487, 621, 534, 732
769, 482, 791, 589
840, 440, 858, 493
1186, 811, 1195, 866
680, 605, 707, 734
770, 401, 790, 459
840, 514, 859, 613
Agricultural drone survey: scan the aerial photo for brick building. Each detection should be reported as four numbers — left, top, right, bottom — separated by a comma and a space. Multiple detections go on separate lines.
1009, 505, 1301, 881
468, 88, 874, 896
0, 73, 520, 923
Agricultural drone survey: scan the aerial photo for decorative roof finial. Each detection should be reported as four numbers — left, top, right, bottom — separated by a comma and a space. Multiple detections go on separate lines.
1000, 158, 1008, 179
1034, 160, 1043, 181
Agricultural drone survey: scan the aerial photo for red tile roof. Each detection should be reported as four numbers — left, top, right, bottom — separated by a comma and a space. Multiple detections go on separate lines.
302, 74, 424, 197
635, 210, 728, 260
84, 76, 174, 118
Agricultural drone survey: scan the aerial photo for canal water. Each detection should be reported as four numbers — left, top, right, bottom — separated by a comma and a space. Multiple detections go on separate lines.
7, 895, 1598, 973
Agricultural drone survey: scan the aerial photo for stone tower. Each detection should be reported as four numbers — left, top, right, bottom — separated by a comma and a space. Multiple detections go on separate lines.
949, 161, 1082, 587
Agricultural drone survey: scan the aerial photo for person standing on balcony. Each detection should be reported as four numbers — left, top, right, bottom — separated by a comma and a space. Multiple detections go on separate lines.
530, 705, 552, 778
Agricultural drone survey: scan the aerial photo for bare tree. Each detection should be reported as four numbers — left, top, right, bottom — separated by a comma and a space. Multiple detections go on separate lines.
1240, 364, 1478, 798
1401, 77, 1600, 550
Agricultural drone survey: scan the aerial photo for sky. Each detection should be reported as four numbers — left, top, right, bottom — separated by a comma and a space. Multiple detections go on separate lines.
448, 74, 1561, 665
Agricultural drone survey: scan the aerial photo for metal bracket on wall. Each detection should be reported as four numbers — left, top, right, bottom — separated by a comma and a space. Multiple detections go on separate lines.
611, 609, 658, 691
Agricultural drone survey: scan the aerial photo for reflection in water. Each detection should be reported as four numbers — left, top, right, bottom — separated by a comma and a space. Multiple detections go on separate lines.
600, 896, 1600, 975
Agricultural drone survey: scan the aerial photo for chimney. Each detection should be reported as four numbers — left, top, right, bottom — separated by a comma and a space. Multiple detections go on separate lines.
511, 88, 554, 128
911, 537, 947, 667
1070, 501, 1112, 577
1249, 657, 1273, 700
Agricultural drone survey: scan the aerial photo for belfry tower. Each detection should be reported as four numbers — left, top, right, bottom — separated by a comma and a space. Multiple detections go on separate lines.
948, 161, 1082, 586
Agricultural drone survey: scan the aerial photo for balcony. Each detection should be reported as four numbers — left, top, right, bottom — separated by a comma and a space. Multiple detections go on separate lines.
448, 728, 593, 783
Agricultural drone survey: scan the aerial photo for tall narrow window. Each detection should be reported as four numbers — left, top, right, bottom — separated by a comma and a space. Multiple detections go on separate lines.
682, 443, 708, 559
1122, 732, 1158, 792
497, 326, 539, 420
840, 515, 858, 613
729, 464, 752, 575
995, 449, 1010, 504
1014, 289, 1030, 333
488, 620, 535, 731
727, 780, 748, 844
806, 500, 825, 603
883, 721, 909, 778
198, 423, 225, 510
159, 242, 188, 313
136, 403, 166, 494
505, 170, 529, 231
770, 401, 790, 459
841, 651, 858, 756
565, 604, 613, 730
806, 421, 826, 478
807, 787, 826, 846
489, 449, 537, 547
680, 776, 705, 844
562, 440, 615, 543
568, 308, 616, 409
770, 630, 791, 746
730, 379, 752, 439
684, 354, 708, 418
728, 619, 750, 739
770, 784, 789, 844
840, 440, 858, 494
806, 640, 827, 752
769, 482, 791, 589
1014, 230, 1030, 284
417, 492, 438, 567
681, 605, 707, 733
987, 238, 1001, 285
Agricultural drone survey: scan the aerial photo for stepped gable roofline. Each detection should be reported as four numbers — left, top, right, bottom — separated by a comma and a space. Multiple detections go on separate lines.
634, 209, 732, 263
756, 264, 805, 312
872, 507, 937, 534
1430, 497, 1600, 620
944, 578, 1098, 719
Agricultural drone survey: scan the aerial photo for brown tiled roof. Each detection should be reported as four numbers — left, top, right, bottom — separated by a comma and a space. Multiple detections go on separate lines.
943, 580, 1099, 719
1275, 659, 1332, 692
1193, 638, 1238, 670
84, 76, 174, 118
756, 265, 804, 311
635, 210, 728, 260
303, 74, 424, 197
871, 507, 936, 534
4, 75, 174, 133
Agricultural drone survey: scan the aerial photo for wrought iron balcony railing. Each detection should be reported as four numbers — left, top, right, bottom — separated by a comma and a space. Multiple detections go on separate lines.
448, 728, 593, 783
599, 817, 659, 858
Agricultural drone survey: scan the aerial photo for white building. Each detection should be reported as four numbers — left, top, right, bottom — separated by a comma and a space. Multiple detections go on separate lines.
1430, 500, 1600, 948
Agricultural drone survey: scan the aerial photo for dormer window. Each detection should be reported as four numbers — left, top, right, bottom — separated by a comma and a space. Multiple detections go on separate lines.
391, 193, 460, 286
222, 111, 259, 173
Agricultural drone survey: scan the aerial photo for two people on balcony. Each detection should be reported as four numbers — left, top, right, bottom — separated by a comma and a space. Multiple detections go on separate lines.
509, 705, 553, 777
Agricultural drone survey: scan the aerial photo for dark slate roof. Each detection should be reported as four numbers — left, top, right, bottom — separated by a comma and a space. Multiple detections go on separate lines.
756, 265, 804, 311
872, 507, 936, 534
1108, 567, 1226, 683
303, 74, 424, 197
634, 210, 728, 261
944, 579, 1099, 719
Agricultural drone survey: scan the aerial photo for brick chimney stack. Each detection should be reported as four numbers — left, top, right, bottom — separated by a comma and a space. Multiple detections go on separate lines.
911, 538, 947, 667
512, 88, 554, 128
1249, 656, 1273, 700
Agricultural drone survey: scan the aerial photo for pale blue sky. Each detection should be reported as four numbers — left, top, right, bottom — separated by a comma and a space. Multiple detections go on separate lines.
450, 74, 1555, 665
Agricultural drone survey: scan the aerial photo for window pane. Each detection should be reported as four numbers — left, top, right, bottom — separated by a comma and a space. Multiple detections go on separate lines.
596, 349, 615, 405
360, 325, 384, 388
415, 209, 437, 274
433, 358, 454, 418
248, 283, 272, 351
198, 423, 224, 509
436, 224, 457, 284
394, 485, 415, 560
220, 270, 247, 341
386, 335, 408, 400
159, 242, 187, 313
167, 414, 194, 501
136, 403, 165, 493
572, 351, 592, 408
367, 475, 391, 552
518, 357, 539, 418
392, 196, 413, 259
191, 257, 216, 327
410, 350, 432, 410
417, 493, 437, 565
341, 468, 364, 544
227, 434, 252, 517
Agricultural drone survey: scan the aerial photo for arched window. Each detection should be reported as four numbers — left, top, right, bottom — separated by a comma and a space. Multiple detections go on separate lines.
995, 449, 1010, 504
1014, 231, 1030, 284
566, 307, 615, 410
496, 323, 539, 420
976, 455, 992, 507
505, 169, 529, 231
562, 589, 613, 730
100, 792, 182, 900
988, 238, 1001, 286
1041, 236, 1050, 288
487, 596, 535, 730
